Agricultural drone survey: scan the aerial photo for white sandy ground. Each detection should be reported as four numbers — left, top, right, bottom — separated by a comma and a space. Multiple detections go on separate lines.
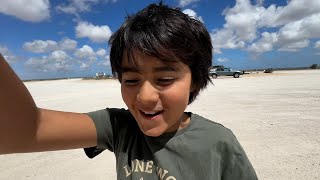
0, 69, 319, 180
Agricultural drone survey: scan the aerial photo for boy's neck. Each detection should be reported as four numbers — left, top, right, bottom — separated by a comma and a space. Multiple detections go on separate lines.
178, 113, 191, 130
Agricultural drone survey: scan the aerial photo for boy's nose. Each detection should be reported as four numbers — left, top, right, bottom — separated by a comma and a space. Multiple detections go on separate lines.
137, 81, 159, 108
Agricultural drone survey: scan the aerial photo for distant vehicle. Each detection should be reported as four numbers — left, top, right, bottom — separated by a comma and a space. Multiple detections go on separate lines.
209, 67, 243, 78
263, 68, 274, 73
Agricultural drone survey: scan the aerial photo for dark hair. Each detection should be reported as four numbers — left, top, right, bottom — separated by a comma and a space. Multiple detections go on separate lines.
109, 2, 212, 104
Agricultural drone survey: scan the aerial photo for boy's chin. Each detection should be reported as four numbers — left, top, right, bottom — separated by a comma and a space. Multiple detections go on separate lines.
141, 128, 166, 137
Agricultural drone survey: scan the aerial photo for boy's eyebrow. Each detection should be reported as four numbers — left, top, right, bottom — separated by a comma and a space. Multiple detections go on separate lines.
122, 67, 139, 73
122, 66, 178, 73
153, 66, 177, 72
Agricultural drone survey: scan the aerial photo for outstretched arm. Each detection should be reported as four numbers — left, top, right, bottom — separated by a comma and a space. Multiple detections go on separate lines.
0, 54, 97, 154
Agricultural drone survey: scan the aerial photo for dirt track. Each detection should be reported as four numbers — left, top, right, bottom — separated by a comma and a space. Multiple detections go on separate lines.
0, 70, 319, 180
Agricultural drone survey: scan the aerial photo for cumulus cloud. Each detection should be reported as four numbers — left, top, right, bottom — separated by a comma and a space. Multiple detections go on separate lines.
25, 50, 72, 72
315, 41, 320, 49
75, 21, 112, 43
23, 40, 58, 53
22, 42, 108, 73
222, 0, 260, 42
182, 9, 204, 23
98, 57, 111, 67
217, 58, 230, 63
80, 62, 90, 69
56, 0, 99, 15
256, 0, 264, 6
210, 0, 320, 54
56, 0, 117, 17
49, 50, 70, 61
278, 40, 310, 52
74, 45, 96, 61
95, 48, 110, 68
59, 38, 78, 50
0, 0, 50, 22
96, 49, 106, 56
276, 13, 320, 51
24, 44, 105, 72
250, 11, 319, 53
267, 0, 320, 27
79, 52, 109, 70
23, 38, 78, 53
0, 45, 19, 63
211, 28, 245, 54
210, 0, 260, 53
248, 32, 278, 53
178, 0, 200, 7
0, 46, 9, 55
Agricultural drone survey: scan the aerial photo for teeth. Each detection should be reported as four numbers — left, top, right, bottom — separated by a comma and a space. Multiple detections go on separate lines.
143, 111, 158, 115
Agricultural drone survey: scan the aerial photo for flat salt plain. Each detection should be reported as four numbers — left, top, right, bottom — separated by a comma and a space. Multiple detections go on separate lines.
0, 69, 319, 180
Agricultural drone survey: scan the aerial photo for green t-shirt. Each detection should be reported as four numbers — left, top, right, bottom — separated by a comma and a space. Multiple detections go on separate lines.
84, 108, 257, 180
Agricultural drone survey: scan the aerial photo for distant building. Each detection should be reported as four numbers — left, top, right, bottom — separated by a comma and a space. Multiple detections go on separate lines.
95, 72, 106, 78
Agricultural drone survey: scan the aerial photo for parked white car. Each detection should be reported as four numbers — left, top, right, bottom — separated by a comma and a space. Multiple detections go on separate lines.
209, 67, 243, 78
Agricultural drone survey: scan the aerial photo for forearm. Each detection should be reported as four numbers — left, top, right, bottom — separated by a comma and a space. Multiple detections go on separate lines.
0, 54, 38, 153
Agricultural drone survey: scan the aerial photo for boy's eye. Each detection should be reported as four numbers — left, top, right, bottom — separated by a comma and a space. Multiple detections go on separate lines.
157, 78, 175, 85
124, 79, 139, 85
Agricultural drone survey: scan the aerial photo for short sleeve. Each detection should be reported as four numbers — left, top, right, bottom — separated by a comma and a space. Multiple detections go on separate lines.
84, 108, 114, 158
222, 131, 258, 180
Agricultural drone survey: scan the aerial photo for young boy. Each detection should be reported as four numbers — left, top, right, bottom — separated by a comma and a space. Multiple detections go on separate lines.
0, 2, 257, 180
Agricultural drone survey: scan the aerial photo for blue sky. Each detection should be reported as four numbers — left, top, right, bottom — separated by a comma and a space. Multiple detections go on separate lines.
0, 0, 320, 80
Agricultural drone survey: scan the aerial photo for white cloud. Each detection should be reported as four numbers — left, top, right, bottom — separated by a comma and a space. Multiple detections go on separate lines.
56, 0, 99, 15
23, 38, 79, 53
80, 62, 90, 69
276, 13, 320, 51
210, 0, 260, 53
96, 49, 106, 56
315, 41, 320, 49
211, 28, 245, 54
0, 45, 19, 63
74, 45, 96, 61
75, 21, 112, 43
23, 43, 100, 73
222, 0, 263, 42
0, 46, 9, 55
98, 59, 110, 67
49, 50, 70, 61
178, 0, 200, 7
248, 32, 278, 53
182, 9, 204, 23
217, 58, 230, 63
25, 57, 48, 72
25, 51, 72, 72
278, 40, 309, 52
0, 0, 50, 22
97, 53, 111, 67
255, 0, 320, 28
256, 0, 264, 6
96, 48, 110, 68
59, 38, 77, 50
210, 0, 320, 54
23, 40, 58, 53
279, 13, 320, 39
271, 0, 320, 27
56, 0, 117, 16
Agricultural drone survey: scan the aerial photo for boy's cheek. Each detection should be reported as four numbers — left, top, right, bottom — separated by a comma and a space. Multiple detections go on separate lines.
121, 87, 133, 105
164, 91, 190, 107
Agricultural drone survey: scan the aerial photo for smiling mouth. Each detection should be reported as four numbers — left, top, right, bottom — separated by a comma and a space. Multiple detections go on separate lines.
140, 110, 164, 118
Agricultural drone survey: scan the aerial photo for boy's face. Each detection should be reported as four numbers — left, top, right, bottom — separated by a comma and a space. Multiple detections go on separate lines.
121, 52, 193, 137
